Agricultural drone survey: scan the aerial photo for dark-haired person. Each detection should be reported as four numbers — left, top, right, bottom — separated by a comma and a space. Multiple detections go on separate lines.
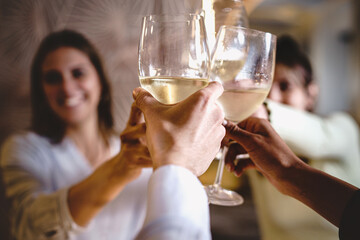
0, 30, 154, 239
224, 118, 360, 240
243, 35, 360, 240
131, 85, 359, 240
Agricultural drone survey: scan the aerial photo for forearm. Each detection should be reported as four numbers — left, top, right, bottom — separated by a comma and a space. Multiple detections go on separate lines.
68, 159, 128, 226
278, 161, 358, 227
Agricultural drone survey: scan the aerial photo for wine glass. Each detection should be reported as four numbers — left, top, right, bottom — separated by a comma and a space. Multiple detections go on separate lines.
202, 0, 249, 51
204, 26, 277, 206
138, 13, 210, 104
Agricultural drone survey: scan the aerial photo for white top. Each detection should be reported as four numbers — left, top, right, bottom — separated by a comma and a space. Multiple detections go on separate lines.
248, 100, 360, 240
136, 165, 211, 240
0, 132, 152, 240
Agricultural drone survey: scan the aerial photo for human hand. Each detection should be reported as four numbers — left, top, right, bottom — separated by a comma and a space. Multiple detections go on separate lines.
221, 102, 269, 149
133, 82, 225, 176
224, 118, 302, 192
111, 103, 152, 184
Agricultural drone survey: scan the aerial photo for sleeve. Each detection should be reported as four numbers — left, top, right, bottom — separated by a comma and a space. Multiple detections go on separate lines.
0, 134, 86, 240
135, 165, 211, 240
339, 189, 360, 240
267, 99, 359, 159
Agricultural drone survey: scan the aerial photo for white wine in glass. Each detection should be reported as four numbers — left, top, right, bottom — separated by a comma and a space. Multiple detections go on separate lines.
218, 88, 270, 122
138, 13, 210, 104
139, 76, 209, 105
204, 25, 276, 206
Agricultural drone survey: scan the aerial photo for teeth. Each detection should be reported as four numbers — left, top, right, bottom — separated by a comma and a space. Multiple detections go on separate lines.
64, 95, 82, 107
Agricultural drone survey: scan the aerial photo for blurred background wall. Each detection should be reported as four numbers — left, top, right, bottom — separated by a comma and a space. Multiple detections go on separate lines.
0, 0, 358, 145
0, 0, 358, 149
0, 0, 358, 239
249, 0, 360, 121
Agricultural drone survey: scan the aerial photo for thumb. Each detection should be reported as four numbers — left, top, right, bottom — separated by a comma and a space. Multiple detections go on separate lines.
132, 87, 159, 113
224, 121, 253, 148
127, 102, 143, 126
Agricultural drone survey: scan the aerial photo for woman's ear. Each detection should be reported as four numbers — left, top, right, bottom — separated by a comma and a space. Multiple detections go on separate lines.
306, 82, 319, 112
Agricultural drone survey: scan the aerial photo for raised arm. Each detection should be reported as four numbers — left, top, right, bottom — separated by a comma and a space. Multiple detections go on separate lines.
0, 105, 152, 239
134, 82, 225, 240
67, 103, 152, 226
224, 118, 358, 227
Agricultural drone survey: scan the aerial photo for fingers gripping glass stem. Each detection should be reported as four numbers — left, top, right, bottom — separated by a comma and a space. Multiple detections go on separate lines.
204, 146, 244, 206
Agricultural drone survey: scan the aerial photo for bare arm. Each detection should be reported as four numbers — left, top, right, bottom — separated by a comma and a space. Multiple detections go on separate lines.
68, 104, 152, 226
224, 118, 358, 227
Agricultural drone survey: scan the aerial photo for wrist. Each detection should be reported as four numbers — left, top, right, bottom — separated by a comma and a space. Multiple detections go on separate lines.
152, 152, 193, 174
87, 160, 127, 206
273, 157, 310, 196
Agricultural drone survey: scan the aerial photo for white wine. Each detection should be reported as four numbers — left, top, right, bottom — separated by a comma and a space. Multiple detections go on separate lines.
140, 76, 209, 104
218, 88, 269, 123
210, 59, 246, 85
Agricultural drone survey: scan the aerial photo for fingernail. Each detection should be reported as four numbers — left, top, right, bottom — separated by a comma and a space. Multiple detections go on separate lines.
226, 164, 232, 172
132, 88, 141, 99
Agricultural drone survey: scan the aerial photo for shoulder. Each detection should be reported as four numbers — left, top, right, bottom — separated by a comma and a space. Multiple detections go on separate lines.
2, 131, 51, 151
326, 112, 359, 135
1, 131, 54, 166
327, 112, 358, 126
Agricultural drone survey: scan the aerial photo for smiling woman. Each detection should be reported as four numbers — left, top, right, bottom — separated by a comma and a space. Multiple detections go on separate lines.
41, 47, 102, 129
0, 30, 153, 240
30, 30, 114, 144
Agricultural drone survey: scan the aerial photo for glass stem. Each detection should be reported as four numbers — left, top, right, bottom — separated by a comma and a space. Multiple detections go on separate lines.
213, 146, 228, 187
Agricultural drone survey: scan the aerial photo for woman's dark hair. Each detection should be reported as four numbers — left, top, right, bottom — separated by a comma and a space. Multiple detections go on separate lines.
276, 35, 313, 87
30, 29, 114, 144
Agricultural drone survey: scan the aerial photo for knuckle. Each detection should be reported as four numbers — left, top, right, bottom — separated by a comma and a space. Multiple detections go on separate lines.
120, 131, 128, 141
258, 118, 269, 127
134, 92, 147, 109
141, 123, 147, 132
227, 123, 238, 135
130, 101, 137, 109
196, 90, 211, 105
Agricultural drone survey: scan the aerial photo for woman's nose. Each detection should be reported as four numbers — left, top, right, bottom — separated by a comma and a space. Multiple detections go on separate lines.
60, 77, 77, 95
268, 85, 282, 103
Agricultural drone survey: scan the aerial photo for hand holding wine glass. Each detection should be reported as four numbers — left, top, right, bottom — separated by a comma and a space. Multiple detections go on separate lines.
204, 26, 276, 206
132, 82, 225, 176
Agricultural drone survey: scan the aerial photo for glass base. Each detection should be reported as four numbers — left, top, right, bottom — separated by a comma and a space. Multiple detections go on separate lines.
204, 184, 244, 206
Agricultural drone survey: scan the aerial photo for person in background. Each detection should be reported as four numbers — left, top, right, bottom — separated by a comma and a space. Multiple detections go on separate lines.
236, 35, 360, 240
224, 118, 359, 240
132, 86, 359, 240
0, 29, 153, 240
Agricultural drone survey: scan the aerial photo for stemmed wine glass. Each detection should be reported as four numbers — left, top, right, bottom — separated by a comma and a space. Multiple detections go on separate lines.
138, 13, 210, 104
204, 26, 277, 206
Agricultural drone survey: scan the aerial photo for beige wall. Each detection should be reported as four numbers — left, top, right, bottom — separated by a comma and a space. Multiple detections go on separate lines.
249, 0, 359, 122
0, 0, 203, 145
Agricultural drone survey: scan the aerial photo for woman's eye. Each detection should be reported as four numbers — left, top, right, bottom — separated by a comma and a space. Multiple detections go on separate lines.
279, 81, 290, 92
43, 71, 62, 85
72, 68, 84, 79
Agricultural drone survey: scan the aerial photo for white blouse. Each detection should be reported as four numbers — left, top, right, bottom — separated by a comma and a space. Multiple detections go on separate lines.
1, 132, 152, 240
